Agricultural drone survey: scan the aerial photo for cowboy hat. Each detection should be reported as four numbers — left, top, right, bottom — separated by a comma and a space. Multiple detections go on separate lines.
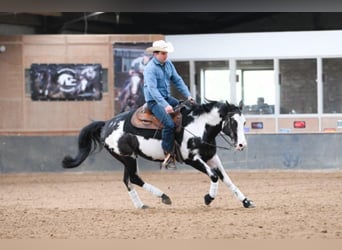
145, 40, 174, 53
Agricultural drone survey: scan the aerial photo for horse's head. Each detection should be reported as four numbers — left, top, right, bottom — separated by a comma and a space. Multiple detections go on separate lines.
221, 101, 247, 151
130, 73, 142, 96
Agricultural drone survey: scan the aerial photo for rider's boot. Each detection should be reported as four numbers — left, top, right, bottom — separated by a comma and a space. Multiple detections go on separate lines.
161, 151, 177, 170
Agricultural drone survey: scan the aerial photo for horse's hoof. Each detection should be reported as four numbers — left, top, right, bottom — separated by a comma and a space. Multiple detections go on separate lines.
141, 205, 149, 209
161, 194, 172, 205
242, 198, 255, 208
204, 194, 214, 205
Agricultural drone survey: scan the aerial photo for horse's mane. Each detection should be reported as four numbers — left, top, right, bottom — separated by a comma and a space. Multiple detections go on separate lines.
184, 99, 241, 121
190, 101, 219, 116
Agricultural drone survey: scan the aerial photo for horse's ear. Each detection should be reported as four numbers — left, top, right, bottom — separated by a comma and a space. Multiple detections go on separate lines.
204, 97, 212, 104
238, 100, 244, 110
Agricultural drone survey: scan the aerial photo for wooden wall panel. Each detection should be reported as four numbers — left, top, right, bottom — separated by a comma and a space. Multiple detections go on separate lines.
23, 96, 113, 131
24, 101, 69, 130
0, 99, 23, 130
109, 34, 164, 44
66, 44, 110, 67
67, 35, 109, 44
23, 44, 66, 67
0, 34, 164, 135
0, 42, 24, 131
22, 35, 66, 44
0, 44, 23, 98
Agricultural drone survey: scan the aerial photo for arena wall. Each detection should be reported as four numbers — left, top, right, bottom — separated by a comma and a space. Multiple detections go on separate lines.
1, 134, 341, 173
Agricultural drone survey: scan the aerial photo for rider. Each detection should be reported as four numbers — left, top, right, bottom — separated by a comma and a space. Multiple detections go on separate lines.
143, 40, 195, 169
129, 52, 151, 76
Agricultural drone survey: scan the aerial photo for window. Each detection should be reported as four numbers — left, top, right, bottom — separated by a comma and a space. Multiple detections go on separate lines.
237, 60, 275, 115
195, 61, 229, 103
173, 61, 190, 100
323, 58, 342, 113
279, 59, 317, 114
203, 69, 230, 101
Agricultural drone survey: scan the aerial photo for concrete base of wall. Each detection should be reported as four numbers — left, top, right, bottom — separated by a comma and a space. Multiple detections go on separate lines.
1, 134, 341, 173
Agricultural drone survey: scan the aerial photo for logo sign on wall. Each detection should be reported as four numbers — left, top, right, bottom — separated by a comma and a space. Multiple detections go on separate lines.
30, 64, 103, 101
113, 43, 151, 114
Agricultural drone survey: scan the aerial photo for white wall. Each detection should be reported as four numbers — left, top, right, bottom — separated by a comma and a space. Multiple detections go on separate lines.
166, 30, 342, 60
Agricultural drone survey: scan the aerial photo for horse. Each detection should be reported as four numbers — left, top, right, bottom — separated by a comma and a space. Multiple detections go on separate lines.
31, 70, 51, 100
62, 100, 255, 209
118, 72, 145, 112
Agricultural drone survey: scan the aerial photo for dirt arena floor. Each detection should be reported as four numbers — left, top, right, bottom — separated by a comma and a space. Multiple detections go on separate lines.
1, 169, 342, 239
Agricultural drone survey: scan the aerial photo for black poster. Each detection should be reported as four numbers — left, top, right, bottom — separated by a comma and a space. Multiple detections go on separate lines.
30, 64, 103, 101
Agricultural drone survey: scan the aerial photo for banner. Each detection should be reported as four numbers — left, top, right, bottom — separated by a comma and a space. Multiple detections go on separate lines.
113, 43, 151, 114
30, 64, 103, 101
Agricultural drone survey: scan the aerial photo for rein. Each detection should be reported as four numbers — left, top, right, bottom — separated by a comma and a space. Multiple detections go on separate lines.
183, 127, 234, 151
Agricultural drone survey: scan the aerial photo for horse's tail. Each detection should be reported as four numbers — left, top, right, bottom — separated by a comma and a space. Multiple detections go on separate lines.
62, 121, 105, 168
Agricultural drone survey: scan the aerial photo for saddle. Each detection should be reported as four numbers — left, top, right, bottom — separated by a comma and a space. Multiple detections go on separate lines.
130, 104, 182, 132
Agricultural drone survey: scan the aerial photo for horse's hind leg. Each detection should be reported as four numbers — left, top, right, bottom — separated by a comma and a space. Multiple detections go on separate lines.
121, 157, 172, 208
121, 163, 145, 209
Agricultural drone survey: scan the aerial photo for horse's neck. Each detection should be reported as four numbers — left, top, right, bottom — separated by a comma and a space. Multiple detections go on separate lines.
184, 111, 222, 140
202, 124, 221, 143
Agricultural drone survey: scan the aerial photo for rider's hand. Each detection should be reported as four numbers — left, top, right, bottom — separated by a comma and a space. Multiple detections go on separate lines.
165, 105, 174, 114
187, 96, 196, 104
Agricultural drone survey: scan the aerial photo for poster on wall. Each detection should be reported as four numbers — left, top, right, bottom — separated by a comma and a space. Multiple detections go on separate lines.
113, 43, 151, 114
30, 64, 103, 101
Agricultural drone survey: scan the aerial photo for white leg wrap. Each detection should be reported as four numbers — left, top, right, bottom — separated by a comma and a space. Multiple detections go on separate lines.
128, 189, 144, 208
209, 181, 219, 198
143, 183, 163, 197
228, 184, 245, 201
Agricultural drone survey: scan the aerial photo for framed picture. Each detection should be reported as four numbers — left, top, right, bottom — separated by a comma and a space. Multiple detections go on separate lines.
30, 64, 104, 101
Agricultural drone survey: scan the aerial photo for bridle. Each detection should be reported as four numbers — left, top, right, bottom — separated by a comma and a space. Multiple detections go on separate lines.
183, 108, 241, 151
183, 126, 234, 150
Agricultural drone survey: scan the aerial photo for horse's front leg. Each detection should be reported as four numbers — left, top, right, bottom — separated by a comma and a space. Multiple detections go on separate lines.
193, 155, 219, 182
207, 154, 255, 208
191, 156, 220, 206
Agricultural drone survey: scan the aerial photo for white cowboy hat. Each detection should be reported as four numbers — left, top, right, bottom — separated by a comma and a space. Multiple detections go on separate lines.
145, 40, 174, 53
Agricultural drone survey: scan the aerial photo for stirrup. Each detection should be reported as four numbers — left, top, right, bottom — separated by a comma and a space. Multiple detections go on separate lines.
161, 153, 177, 170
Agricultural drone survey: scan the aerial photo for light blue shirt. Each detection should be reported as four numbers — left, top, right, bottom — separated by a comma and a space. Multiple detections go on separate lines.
143, 57, 191, 108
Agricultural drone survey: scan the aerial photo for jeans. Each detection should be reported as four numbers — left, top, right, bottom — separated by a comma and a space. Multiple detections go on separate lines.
147, 96, 179, 153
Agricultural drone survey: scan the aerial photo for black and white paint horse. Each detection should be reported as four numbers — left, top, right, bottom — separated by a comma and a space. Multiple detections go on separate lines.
62, 100, 255, 209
